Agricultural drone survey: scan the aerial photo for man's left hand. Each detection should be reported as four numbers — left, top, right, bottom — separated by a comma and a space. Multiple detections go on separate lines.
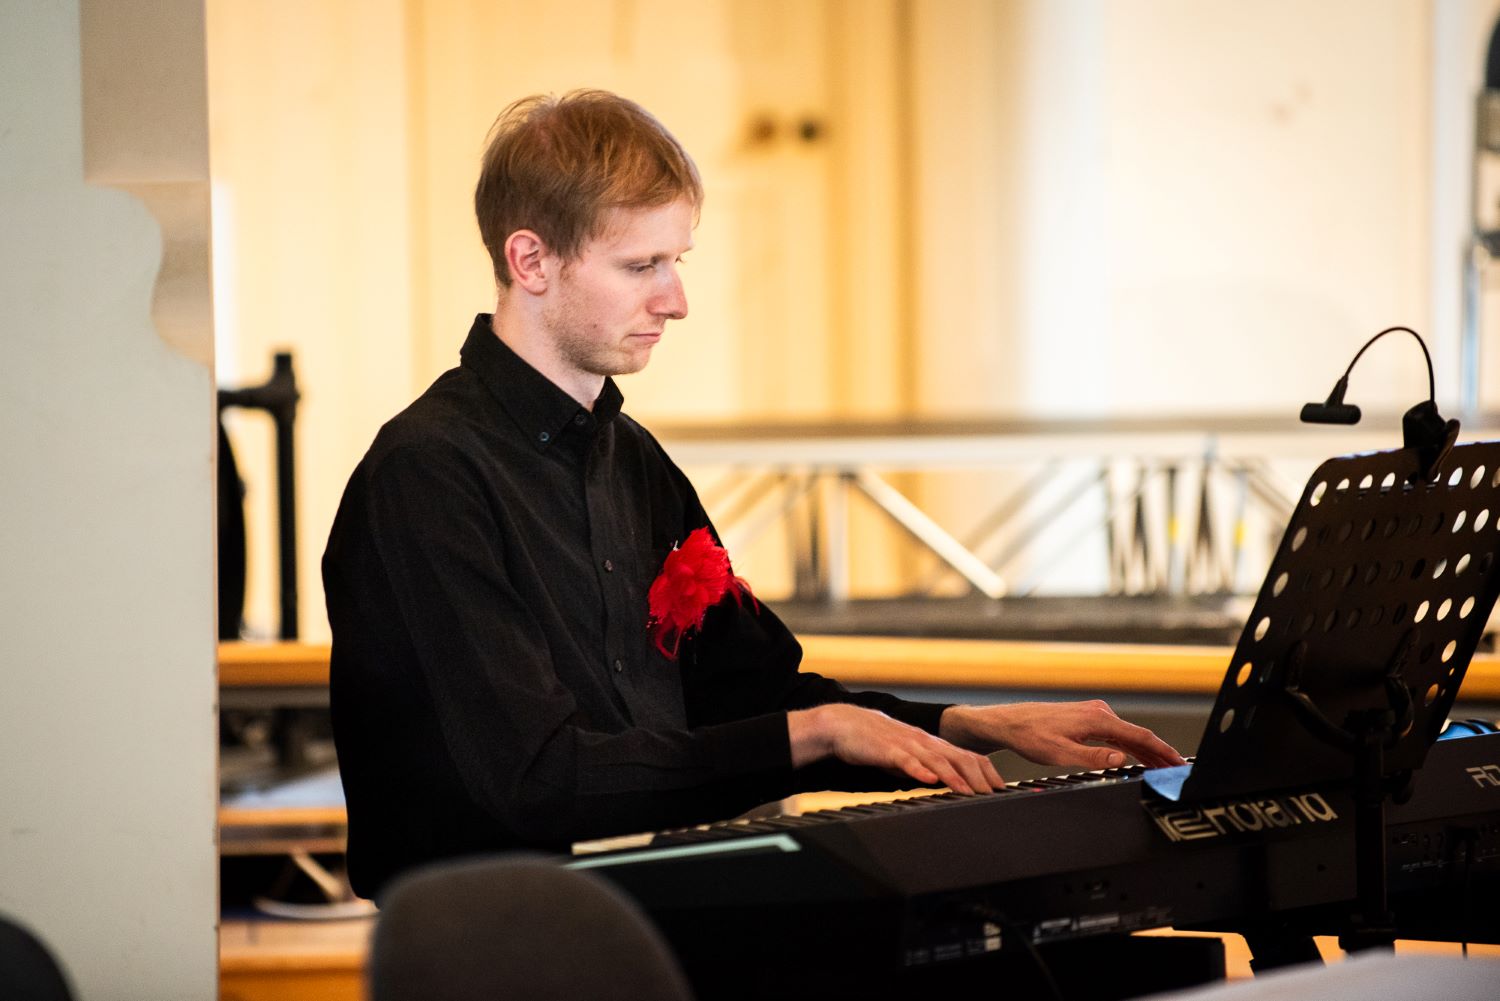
939, 700, 1186, 772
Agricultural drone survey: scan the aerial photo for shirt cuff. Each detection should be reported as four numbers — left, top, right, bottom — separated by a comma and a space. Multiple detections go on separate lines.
882, 698, 952, 735
699, 711, 793, 776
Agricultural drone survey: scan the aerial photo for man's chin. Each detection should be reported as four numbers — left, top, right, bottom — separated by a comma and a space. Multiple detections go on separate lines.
571, 347, 653, 379
612, 345, 655, 375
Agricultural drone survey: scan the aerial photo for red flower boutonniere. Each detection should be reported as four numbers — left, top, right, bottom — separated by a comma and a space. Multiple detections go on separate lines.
647, 527, 755, 659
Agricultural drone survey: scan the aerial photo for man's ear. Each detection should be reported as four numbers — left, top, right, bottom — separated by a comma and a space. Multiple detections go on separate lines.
504, 230, 551, 293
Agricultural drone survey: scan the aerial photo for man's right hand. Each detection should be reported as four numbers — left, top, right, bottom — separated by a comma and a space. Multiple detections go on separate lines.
787, 703, 1004, 794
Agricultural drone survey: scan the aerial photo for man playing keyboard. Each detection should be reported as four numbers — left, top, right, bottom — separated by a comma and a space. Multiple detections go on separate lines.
322, 89, 1184, 900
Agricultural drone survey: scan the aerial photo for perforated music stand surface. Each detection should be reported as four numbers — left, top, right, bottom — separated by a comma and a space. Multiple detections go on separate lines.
1158, 439, 1500, 803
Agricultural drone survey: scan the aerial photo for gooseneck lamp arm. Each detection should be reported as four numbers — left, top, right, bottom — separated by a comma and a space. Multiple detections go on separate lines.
1300, 326, 1458, 481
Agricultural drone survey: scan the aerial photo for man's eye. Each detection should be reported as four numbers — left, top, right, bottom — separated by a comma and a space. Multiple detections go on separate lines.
630, 263, 654, 274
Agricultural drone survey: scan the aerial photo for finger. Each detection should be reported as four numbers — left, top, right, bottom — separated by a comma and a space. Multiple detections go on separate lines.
1116, 730, 1186, 768
1087, 716, 1186, 767
968, 754, 997, 794
896, 753, 941, 787
979, 753, 1006, 789
900, 759, 936, 792
1099, 739, 1178, 769
1033, 733, 1124, 770
1074, 744, 1127, 769
1131, 743, 1185, 768
922, 752, 975, 795
1140, 735, 1187, 767
948, 750, 993, 794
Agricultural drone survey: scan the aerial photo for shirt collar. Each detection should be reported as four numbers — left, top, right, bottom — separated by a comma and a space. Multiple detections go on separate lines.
460, 314, 624, 449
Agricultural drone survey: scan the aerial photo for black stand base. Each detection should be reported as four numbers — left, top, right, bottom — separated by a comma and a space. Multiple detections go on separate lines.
1243, 929, 1325, 974
1337, 926, 1396, 955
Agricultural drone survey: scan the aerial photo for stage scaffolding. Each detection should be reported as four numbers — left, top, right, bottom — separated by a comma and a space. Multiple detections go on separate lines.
657, 415, 1500, 643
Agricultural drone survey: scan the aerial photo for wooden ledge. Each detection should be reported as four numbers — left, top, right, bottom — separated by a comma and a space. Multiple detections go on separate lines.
218, 637, 1500, 699
220, 642, 331, 687
219, 805, 347, 828
799, 635, 1500, 699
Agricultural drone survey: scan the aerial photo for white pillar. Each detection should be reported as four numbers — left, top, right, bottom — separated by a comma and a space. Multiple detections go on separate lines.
0, 1, 219, 997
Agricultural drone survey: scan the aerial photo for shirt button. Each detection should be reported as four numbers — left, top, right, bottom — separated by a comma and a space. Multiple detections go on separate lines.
538, 431, 551, 443
613, 658, 624, 673
602, 559, 614, 572
573, 414, 588, 426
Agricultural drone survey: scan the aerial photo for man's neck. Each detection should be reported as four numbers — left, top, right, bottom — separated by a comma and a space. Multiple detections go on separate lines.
489, 309, 604, 411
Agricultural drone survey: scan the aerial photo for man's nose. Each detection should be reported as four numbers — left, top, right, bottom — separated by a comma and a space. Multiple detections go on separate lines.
653, 270, 688, 321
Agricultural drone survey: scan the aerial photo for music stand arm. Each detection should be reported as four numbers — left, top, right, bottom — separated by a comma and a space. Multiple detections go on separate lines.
1283, 634, 1422, 953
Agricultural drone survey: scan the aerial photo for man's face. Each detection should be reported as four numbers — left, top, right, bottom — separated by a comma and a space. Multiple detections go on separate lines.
539, 198, 694, 381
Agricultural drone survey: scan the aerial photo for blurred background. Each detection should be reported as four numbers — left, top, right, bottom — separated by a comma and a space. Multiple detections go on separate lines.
209, 0, 1500, 645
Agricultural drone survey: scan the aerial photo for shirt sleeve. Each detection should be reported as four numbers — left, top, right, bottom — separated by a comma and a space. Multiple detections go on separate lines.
344, 441, 799, 845
654, 450, 955, 747
681, 599, 950, 731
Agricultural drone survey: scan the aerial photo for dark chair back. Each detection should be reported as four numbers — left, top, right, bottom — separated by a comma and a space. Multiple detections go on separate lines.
0, 914, 74, 1001
369, 853, 694, 1001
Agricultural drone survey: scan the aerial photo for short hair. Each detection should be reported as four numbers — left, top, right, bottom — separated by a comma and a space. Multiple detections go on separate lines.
475, 90, 703, 288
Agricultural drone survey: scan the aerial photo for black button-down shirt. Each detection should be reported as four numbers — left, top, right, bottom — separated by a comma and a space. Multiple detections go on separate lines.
324, 315, 948, 898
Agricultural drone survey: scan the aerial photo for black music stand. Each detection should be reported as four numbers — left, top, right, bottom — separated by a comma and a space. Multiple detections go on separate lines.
218, 351, 301, 640
1145, 438, 1500, 953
